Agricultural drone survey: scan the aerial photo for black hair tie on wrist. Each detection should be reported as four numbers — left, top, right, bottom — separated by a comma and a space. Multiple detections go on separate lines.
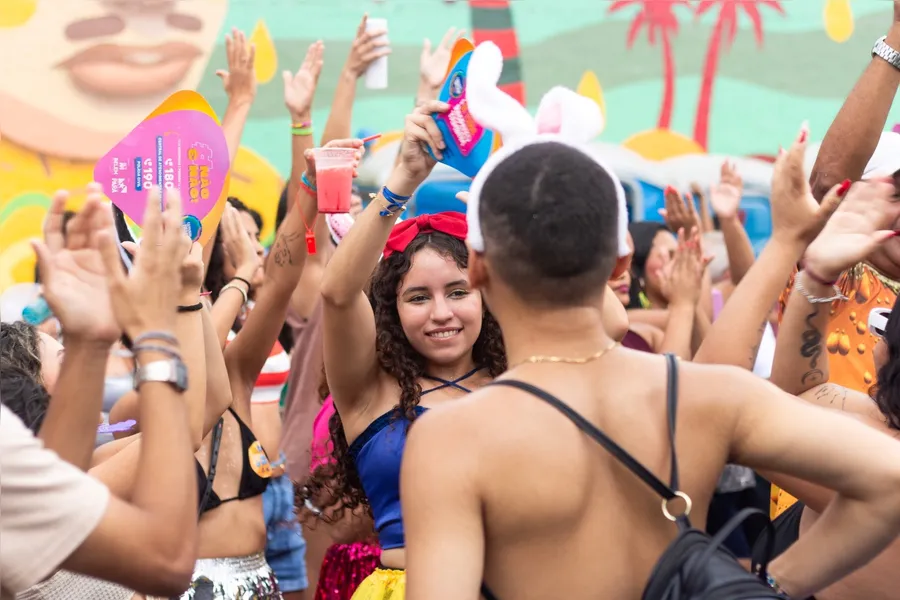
177, 303, 203, 313
233, 276, 252, 288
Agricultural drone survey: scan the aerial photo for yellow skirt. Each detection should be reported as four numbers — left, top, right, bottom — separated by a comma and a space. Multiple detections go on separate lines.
350, 567, 406, 600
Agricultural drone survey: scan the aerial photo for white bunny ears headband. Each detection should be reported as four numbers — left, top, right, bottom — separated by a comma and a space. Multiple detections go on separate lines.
464, 42, 629, 258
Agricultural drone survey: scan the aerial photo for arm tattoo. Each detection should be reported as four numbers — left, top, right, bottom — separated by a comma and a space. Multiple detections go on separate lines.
271, 232, 302, 267
814, 383, 849, 412
799, 304, 825, 386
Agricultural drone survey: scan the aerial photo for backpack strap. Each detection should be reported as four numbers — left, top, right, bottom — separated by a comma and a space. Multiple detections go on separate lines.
489, 353, 682, 507
664, 353, 680, 492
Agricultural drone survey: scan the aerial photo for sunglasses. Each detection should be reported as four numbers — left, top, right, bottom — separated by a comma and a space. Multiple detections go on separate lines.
868, 307, 891, 339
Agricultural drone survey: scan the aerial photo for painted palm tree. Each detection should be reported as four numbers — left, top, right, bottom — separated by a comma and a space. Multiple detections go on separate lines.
694, 0, 784, 149
469, 0, 525, 105
608, 0, 692, 130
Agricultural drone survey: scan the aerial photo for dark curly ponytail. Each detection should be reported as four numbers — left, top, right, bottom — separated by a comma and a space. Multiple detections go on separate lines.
298, 231, 506, 521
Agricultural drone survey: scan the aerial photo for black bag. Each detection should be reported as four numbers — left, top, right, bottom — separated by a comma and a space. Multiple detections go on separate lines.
490, 353, 786, 600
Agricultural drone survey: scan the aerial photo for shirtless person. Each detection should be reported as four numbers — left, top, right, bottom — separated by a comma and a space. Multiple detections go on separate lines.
400, 121, 900, 599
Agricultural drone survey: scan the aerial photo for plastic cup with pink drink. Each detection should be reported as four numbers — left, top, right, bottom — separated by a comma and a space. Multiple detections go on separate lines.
313, 147, 357, 214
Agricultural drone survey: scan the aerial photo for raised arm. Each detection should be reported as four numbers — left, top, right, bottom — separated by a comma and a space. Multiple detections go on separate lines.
217, 28, 257, 165
61, 188, 198, 595
709, 162, 755, 285
651, 227, 705, 359
770, 177, 900, 394
31, 188, 115, 470
810, 5, 900, 200
321, 101, 448, 415
321, 16, 389, 146
209, 204, 262, 346
720, 366, 900, 599
694, 127, 842, 370
222, 47, 324, 397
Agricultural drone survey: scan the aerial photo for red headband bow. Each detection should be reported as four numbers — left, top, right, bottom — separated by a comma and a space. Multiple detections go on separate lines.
382, 211, 468, 258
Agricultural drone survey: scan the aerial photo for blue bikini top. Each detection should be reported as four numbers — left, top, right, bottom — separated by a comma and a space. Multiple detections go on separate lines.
348, 368, 480, 550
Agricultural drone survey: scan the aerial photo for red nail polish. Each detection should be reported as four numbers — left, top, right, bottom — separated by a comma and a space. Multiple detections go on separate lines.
837, 179, 852, 197
799, 130, 808, 144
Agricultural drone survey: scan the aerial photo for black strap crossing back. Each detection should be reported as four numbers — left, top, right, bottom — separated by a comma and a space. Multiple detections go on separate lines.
482, 354, 780, 600
197, 418, 225, 518
490, 353, 684, 516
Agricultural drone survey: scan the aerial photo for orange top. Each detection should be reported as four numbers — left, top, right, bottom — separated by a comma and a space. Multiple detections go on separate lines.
771, 263, 898, 518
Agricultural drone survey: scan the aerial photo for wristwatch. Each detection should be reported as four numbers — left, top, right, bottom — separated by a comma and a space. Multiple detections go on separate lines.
873, 36, 900, 71
133, 359, 188, 393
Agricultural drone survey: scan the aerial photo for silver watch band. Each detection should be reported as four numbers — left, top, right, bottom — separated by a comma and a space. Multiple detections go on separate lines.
133, 359, 188, 392
873, 36, 900, 71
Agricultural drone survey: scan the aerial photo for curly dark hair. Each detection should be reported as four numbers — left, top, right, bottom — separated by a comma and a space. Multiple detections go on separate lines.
870, 296, 900, 431
1, 322, 49, 433
297, 231, 507, 520
1, 321, 44, 385
2, 365, 50, 433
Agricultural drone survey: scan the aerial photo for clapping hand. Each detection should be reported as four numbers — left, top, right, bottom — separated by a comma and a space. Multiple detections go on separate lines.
658, 227, 712, 308
97, 188, 192, 340
220, 204, 262, 285
216, 28, 257, 105
660, 186, 701, 237
32, 183, 120, 345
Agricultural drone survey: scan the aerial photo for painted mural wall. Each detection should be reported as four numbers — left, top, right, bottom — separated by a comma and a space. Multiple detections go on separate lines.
1, 0, 899, 292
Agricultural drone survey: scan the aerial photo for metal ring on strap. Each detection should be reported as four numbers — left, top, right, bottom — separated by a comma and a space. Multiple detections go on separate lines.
661, 491, 692, 521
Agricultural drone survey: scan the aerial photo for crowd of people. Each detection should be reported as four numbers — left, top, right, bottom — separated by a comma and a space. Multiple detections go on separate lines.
5, 7, 900, 600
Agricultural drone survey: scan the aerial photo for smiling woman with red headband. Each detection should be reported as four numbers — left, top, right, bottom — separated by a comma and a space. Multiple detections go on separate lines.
301, 100, 506, 600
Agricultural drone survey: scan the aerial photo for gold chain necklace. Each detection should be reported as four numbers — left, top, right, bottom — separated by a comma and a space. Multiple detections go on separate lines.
512, 341, 619, 369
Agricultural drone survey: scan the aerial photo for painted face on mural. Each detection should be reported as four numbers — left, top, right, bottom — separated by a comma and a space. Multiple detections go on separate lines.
0, 0, 228, 160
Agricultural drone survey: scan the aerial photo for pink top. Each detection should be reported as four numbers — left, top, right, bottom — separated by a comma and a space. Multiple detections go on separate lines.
310, 395, 336, 472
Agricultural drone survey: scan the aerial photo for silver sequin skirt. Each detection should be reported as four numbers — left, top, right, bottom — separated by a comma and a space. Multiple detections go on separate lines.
177, 552, 281, 600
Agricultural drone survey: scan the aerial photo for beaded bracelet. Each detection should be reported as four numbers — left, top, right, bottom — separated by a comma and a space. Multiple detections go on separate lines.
292, 121, 313, 137
379, 186, 411, 217
300, 172, 317, 196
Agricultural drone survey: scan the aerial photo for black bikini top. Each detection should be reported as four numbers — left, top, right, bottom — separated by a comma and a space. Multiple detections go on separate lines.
196, 407, 271, 515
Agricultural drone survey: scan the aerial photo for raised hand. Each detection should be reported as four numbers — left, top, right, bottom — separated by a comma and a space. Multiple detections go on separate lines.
220, 204, 262, 284
692, 182, 715, 233
345, 15, 391, 79
97, 188, 191, 340
420, 27, 465, 93
708, 162, 743, 221
397, 100, 449, 184
770, 123, 845, 248
32, 183, 120, 344
659, 186, 700, 235
804, 179, 900, 283
216, 28, 257, 105
283, 41, 324, 122
659, 227, 711, 308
